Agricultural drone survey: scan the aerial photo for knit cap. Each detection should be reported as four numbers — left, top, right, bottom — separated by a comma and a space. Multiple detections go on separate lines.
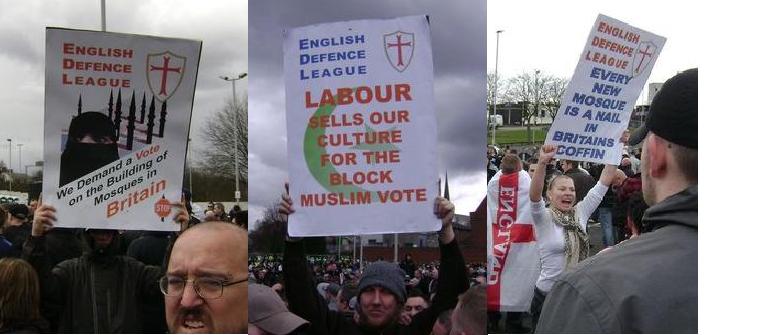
358, 261, 406, 303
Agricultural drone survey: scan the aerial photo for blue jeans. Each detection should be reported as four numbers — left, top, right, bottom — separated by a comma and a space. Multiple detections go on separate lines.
598, 207, 614, 247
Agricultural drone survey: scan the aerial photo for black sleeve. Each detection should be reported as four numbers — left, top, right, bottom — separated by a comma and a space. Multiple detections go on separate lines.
22, 235, 67, 331
283, 240, 349, 335
136, 261, 163, 303
408, 239, 469, 334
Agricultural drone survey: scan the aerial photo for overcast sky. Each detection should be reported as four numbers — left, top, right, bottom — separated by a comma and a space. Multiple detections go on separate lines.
248, 0, 487, 218
488, 0, 700, 104
0, 0, 247, 174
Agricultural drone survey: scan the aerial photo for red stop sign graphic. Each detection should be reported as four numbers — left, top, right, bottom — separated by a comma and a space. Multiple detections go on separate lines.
155, 196, 171, 221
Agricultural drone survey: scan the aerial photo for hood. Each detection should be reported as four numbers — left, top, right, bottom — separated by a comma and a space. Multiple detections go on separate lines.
643, 185, 697, 231
81, 229, 121, 263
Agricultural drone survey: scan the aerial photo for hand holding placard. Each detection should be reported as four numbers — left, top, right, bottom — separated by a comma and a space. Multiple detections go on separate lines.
32, 201, 58, 237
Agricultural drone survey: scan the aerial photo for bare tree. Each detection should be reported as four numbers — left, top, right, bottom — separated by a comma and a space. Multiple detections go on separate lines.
502, 71, 569, 142
198, 93, 248, 183
542, 76, 569, 121
487, 71, 508, 112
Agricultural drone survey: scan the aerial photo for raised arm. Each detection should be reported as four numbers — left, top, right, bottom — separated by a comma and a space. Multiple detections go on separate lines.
23, 202, 66, 330
409, 197, 468, 333
599, 164, 618, 187
598, 131, 630, 186
278, 184, 348, 333
531, 144, 557, 202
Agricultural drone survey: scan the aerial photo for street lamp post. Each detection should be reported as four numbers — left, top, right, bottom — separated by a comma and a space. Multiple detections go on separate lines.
6, 138, 12, 191
17, 143, 23, 172
532, 69, 540, 143
219, 73, 247, 205
491, 30, 504, 147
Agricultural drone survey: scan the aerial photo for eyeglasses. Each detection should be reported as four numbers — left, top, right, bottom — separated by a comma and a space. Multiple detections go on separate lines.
159, 276, 249, 299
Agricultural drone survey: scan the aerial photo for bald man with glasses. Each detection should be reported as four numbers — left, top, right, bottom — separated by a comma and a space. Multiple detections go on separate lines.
162, 221, 249, 334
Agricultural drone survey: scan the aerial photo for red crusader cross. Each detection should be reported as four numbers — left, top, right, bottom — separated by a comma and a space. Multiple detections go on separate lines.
387, 34, 412, 66
150, 56, 182, 96
635, 44, 654, 73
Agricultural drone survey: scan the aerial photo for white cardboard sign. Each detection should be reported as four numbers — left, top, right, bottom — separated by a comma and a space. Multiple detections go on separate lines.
43, 28, 201, 231
546, 14, 665, 164
283, 16, 439, 236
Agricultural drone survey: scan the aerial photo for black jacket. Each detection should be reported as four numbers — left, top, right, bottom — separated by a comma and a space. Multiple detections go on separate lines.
283, 239, 469, 335
23, 233, 163, 333
536, 185, 697, 333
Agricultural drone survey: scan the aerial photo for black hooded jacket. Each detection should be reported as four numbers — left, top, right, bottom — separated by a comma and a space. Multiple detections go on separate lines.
22, 231, 163, 333
536, 185, 697, 333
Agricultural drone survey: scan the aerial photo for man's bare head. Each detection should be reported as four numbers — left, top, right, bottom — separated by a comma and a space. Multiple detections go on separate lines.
450, 285, 486, 335
499, 154, 521, 174
165, 221, 248, 334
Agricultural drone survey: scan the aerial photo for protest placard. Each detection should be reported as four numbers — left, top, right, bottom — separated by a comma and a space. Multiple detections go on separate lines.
283, 16, 439, 236
42, 28, 201, 231
546, 14, 666, 164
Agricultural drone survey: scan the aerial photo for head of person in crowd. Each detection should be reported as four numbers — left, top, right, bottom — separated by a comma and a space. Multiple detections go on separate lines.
431, 268, 439, 280
528, 163, 538, 176
547, 174, 576, 211
4, 204, 28, 227
621, 155, 632, 168
203, 211, 216, 222
163, 221, 249, 334
560, 159, 579, 173
629, 68, 697, 206
326, 283, 341, 310
59, 111, 119, 186
233, 210, 249, 229
487, 146, 496, 159
337, 282, 359, 313
449, 284, 486, 335
499, 153, 521, 174
356, 261, 406, 329
83, 228, 120, 260
249, 283, 308, 335
0, 258, 44, 332
214, 203, 225, 216
402, 289, 430, 319
432, 309, 453, 335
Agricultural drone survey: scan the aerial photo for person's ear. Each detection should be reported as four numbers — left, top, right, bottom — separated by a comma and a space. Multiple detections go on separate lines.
646, 133, 668, 179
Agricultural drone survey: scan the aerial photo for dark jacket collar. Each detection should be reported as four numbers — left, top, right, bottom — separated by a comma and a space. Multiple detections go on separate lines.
644, 185, 697, 231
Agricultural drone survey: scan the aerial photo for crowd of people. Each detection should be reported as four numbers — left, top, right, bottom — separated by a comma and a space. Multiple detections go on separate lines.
0, 194, 249, 333
248, 191, 487, 335
488, 141, 647, 252
486, 69, 697, 333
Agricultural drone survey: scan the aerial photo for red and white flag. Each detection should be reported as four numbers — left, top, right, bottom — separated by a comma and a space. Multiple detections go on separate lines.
487, 171, 540, 312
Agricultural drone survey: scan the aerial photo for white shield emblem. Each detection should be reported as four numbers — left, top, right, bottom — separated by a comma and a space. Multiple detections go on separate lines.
631, 41, 657, 76
384, 31, 415, 72
146, 51, 186, 102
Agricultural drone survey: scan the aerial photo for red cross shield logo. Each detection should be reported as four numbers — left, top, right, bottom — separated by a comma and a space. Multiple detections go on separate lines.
384, 31, 415, 72
631, 41, 657, 76
146, 51, 186, 102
